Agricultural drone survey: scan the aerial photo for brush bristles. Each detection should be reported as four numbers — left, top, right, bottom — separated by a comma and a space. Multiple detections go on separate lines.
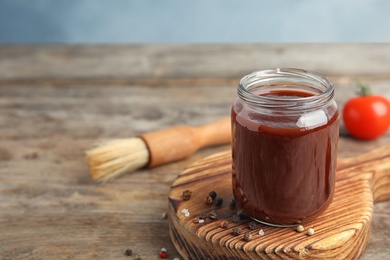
86, 138, 149, 182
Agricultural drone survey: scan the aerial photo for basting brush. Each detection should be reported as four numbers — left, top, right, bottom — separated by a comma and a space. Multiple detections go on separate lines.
86, 117, 231, 182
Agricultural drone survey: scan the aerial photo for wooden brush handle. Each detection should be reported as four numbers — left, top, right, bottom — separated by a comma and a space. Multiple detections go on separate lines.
337, 144, 390, 203
140, 117, 231, 167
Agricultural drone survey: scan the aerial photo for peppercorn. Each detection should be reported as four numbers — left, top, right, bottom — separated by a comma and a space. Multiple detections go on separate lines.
159, 248, 168, 259
199, 212, 207, 219
135, 255, 142, 260
192, 217, 200, 224
307, 228, 315, 236
220, 221, 229, 228
204, 195, 213, 205
238, 211, 248, 219
296, 225, 304, 233
243, 232, 253, 241
209, 191, 217, 199
232, 227, 242, 236
124, 249, 133, 256
215, 198, 223, 207
208, 210, 218, 220
182, 190, 192, 200
248, 221, 257, 230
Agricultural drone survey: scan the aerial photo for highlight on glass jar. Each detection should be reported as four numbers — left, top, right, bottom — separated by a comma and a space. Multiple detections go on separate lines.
231, 68, 340, 227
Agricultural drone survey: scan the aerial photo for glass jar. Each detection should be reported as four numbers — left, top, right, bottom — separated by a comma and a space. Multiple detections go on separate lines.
231, 68, 340, 226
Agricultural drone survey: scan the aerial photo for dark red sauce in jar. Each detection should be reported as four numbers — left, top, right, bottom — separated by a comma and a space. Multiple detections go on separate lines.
231, 69, 340, 226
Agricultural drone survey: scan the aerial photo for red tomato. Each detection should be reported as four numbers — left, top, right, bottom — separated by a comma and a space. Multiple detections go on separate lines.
343, 90, 390, 140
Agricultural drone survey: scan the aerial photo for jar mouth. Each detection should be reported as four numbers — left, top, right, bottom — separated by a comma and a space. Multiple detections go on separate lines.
238, 68, 334, 112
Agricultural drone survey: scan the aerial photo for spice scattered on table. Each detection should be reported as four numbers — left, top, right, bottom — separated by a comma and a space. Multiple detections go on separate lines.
158, 247, 168, 259
243, 232, 253, 241
182, 190, 192, 200
209, 191, 217, 199
204, 195, 214, 205
181, 208, 190, 217
296, 225, 304, 232
259, 229, 265, 236
135, 254, 142, 260
215, 197, 223, 207
198, 219, 205, 224
232, 227, 242, 236
220, 221, 229, 228
307, 228, 315, 236
238, 211, 248, 219
248, 221, 257, 230
199, 212, 207, 219
124, 248, 133, 256
208, 210, 218, 220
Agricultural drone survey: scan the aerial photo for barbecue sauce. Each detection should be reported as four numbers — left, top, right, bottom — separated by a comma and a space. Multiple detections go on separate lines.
232, 89, 339, 226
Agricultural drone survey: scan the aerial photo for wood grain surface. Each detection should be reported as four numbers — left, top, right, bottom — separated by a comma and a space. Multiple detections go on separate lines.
1, 44, 390, 259
168, 146, 390, 259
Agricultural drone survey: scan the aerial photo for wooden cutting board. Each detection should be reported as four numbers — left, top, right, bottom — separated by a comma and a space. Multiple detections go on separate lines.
168, 146, 390, 259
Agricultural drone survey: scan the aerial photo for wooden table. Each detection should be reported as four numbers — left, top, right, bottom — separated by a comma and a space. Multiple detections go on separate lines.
1, 44, 389, 259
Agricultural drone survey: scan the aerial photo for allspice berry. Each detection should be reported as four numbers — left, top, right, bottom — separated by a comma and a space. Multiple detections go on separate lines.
220, 221, 229, 229
182, 190, 192, 200
232, 227, 242, 236
204, 195, 213, 205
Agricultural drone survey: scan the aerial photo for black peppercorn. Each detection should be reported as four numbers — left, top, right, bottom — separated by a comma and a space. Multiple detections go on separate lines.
248, 221, 257, 230
215, 198, 223, 207
209, 191, 217, 199
238, 211, 248, 219
124, 249, 133, 256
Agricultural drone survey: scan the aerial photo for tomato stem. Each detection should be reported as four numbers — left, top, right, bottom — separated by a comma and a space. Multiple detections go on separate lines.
356, 80, 372, 96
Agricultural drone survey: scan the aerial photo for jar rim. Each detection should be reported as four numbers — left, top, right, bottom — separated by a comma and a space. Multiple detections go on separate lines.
238, 68, 334, 112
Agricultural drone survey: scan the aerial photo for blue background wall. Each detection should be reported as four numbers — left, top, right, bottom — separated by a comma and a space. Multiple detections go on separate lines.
1, 0, 389, 43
